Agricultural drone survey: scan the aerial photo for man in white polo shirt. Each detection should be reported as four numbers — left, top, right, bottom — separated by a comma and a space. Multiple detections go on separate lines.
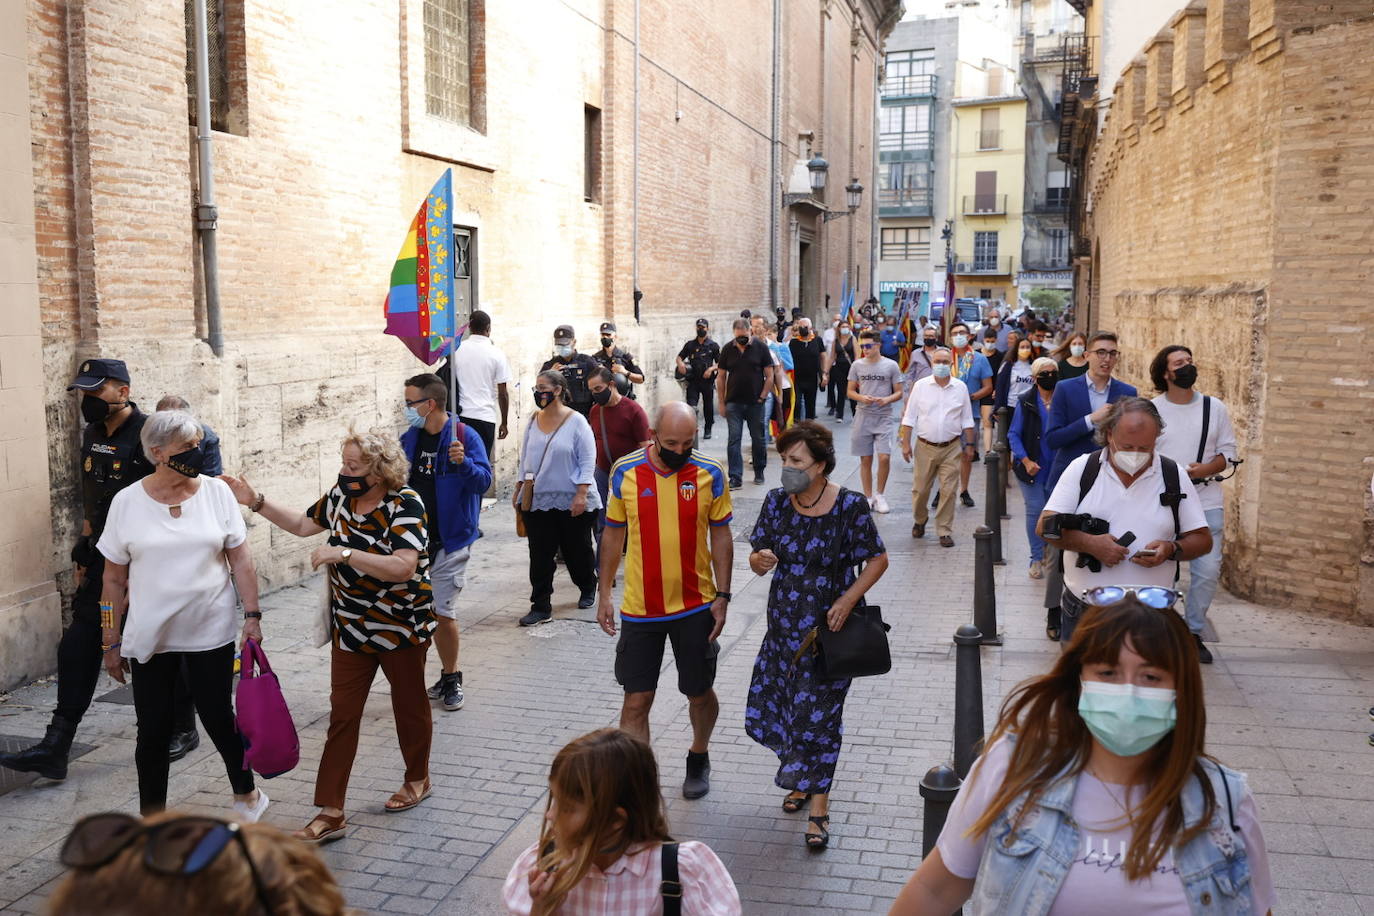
1149, 345, 1238, 664
449, 309, 511, 460
1039, 397, 1211, 645
899, 347, 975, 547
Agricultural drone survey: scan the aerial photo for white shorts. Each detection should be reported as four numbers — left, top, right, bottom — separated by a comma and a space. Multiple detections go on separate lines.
430, 545, 471, 620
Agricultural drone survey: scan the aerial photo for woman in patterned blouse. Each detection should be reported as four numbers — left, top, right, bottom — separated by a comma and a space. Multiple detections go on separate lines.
223, 428, 436, 845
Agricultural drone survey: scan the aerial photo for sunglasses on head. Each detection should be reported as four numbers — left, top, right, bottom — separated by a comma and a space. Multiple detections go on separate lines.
1081, 585, 1182, 609
61, 814, 274, 915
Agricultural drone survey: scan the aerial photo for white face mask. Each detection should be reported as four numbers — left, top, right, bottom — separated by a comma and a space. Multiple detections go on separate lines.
952, 334, 969, 349
1111, 449, 1151, 475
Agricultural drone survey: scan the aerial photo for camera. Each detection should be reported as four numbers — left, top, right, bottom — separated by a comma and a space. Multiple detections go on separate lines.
1040, 512, 1110, 541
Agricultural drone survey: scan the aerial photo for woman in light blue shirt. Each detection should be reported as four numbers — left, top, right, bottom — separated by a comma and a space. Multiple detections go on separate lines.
514, 369, 602, 626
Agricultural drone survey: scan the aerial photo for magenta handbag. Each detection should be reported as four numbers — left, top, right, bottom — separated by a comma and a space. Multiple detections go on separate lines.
235, 639, 300, 778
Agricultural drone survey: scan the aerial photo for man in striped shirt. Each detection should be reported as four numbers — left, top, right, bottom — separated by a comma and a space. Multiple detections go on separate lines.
597, 401, 734, 800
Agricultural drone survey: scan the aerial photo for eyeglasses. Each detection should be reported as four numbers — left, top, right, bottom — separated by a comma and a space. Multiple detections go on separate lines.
1090, 348, 1121, 359
61, 814, 274, 915
1081, 586, 1182, 609
404, 398, 431, 407
859, 343, 875, 350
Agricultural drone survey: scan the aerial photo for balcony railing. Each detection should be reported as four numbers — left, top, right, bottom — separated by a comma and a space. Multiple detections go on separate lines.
977, 129, 1002, 150
955, 256, 1014, 275
1018, 31, 1086, 63
881, 73, 937, 99
963, 194, 1007, 215
1022, 252, 1071, 269
879, 131, 933, 156
1032, 191, 1070, 213
878, 187, 933, 216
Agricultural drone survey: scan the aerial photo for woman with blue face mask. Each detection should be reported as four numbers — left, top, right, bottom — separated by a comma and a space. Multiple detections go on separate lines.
745, 420, 889, 850
890, 593, 1277, 916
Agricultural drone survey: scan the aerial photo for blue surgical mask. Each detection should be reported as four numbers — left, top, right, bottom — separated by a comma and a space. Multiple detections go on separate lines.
1077, 680, 1178, 757
554, 344, 573, 359
404, 406, 427, 429
932, 364, 952, 379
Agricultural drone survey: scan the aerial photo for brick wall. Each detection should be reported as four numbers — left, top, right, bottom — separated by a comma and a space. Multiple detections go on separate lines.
1083, 2, 1374, 621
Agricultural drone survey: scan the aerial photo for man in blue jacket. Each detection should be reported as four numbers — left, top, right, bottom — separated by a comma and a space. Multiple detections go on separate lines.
401, 373, 493, 712
1042, 330, 1136, 489
1039, 330, 1135, 637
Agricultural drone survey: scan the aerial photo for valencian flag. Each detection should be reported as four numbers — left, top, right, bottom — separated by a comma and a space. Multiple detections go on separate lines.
383, 170, 458, 365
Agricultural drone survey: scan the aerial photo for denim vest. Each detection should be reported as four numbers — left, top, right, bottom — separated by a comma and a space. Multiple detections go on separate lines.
969, 749, 1254, 916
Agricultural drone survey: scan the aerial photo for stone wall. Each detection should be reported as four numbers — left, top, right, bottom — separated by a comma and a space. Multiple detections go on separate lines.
1083, 1, 1374, 621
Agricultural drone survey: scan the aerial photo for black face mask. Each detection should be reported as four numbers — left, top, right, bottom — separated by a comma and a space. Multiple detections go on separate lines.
81, 394, 126, 424
337, 473, 370, 496
1172, 364, 1198, 389
734, 335, 750, 347
696, 329, 707, 338
600, 337, 615, 349
923, 339, 937, 348
534, 390, 557, 410
656, 440, 692, 470
166, 444, 207, 478
1036, 373, 1060, 391
590, 387, 612, 405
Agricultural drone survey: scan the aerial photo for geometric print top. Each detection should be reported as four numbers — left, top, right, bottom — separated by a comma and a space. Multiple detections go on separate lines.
307, 486, 436, 653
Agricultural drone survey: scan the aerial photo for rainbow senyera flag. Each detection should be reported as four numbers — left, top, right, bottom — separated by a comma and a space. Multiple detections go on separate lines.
383, 170, 459, 365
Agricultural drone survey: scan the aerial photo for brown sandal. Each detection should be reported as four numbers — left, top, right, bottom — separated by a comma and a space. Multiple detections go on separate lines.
384, 778, 432, 812
294, 812, 348, 845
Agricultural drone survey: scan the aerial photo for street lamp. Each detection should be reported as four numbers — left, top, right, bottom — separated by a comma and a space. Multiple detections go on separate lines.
807, 153, 829, 193
845, 179, 864, 211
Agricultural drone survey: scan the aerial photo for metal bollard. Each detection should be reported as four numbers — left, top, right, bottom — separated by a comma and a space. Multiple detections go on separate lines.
953, 624, 985, 780
995, 408, 1013, 507
983, 450, 1005, 565
920, 764, 963, 858
973, 526, 1003, 645
996, 443, 1012, 520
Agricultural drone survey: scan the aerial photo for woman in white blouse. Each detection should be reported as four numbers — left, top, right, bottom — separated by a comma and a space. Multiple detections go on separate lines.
97, 410, 268, 821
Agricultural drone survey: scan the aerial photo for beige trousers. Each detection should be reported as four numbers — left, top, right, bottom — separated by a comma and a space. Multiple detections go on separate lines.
912, 438, 961, 536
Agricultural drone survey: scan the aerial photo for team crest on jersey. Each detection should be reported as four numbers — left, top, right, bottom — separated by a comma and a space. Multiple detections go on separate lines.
679, 479, 697, 501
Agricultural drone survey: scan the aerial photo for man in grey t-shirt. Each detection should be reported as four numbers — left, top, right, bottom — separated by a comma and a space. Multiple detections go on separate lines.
847, 328, 905, 514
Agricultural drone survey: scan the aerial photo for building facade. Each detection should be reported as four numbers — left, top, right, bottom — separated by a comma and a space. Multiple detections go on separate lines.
950, 64, 1025, 305
1075, 0, 1374, 622
1012, 0, 1081, 305
6, 0, 900, 689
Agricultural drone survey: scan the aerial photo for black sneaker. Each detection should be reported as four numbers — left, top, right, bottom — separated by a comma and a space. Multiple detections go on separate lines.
753, 472, 765, 485
167, 729, 200, 763
426, 675, 444, 701
703, 431, 712, 440
683, 751, 711, 799
519, 609, 552, 627
441, 672, 465, 711
729, 478, 743, 490
930, 493, 939, 509
578, 588, 597, 610
1194, 634, 1214, 665
960, 491, 975, 508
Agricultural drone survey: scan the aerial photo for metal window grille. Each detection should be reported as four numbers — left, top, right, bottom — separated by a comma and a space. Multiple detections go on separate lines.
881, 228, 932, 261
424, 0, 471, 124
974, 231, 999, 270
184, 0, 230, 130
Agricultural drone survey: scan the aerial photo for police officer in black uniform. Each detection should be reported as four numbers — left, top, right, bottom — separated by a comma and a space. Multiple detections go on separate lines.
541, 325, 601, 418
591, 322, 645, 400
0, 359, 198, 781
676, 318, 721, 439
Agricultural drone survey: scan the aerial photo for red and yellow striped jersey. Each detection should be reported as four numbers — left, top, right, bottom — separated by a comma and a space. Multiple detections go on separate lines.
604, 448, 733, 620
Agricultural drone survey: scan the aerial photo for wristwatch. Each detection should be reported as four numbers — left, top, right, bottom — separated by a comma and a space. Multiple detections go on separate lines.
340, 548, 353, 564
243, 611, 262, 619
715, 591, 732, 603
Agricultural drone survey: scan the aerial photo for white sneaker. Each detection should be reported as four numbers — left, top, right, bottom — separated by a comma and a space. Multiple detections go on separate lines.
873, 495, 890, 514
232, 789, 270, 824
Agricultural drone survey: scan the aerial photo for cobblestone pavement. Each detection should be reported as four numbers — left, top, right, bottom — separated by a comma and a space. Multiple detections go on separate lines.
2, 411, 1373, 914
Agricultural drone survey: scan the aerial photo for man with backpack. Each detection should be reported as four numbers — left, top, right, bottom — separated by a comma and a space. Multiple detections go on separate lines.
1150, 346, 1238, 663
1037, 398, 1212, 645
401, 373, 493, 711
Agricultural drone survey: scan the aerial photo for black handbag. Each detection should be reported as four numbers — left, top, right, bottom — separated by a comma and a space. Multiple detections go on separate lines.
793, 493, 892, 681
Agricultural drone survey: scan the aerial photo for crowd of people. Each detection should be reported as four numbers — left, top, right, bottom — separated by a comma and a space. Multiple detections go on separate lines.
6, 299, 1276, 915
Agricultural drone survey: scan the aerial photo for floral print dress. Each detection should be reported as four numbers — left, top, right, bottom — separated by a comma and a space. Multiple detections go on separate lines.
745, 487, 885, 793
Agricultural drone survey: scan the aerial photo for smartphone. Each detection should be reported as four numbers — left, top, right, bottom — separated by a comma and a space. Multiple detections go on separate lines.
1135, 548, 1159, 558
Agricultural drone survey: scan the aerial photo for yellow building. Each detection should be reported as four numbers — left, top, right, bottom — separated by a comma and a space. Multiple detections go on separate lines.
950, 62, 1026, 305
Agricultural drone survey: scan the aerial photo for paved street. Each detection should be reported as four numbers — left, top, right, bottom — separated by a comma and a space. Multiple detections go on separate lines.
2, 412, 1373, 914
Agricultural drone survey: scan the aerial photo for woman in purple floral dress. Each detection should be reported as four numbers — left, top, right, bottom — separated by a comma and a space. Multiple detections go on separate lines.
746, 421, 889, 850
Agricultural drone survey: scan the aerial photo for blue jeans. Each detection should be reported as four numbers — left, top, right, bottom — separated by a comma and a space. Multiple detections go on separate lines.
725, 401, 765, 482
1185, 508, 1225, 635
762, 394, 775, 440
1018, 476, 1051, 564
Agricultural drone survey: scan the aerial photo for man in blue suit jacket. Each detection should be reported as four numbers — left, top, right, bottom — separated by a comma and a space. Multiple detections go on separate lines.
1038, 331, 1134, 639
1042, 331, 1137, 490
